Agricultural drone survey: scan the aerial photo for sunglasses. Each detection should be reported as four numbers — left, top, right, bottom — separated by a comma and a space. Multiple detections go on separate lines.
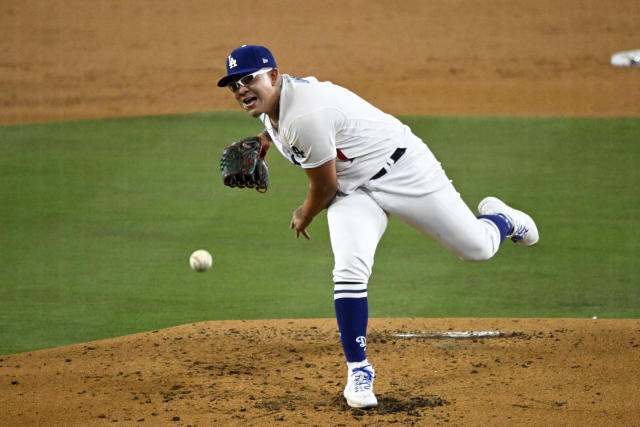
227, 68, 273, 92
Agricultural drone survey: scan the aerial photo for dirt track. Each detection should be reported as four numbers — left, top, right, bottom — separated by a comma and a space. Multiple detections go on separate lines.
1, 1, 639, 425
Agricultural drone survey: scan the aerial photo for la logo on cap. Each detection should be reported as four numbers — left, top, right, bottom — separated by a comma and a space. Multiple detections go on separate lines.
228, 55, 237, 69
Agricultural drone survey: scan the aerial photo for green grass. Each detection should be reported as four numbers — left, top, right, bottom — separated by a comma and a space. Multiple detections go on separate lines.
1, 113, 638, 354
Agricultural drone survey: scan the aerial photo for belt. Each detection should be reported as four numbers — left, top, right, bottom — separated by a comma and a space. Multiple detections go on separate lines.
371, 147, 406, 180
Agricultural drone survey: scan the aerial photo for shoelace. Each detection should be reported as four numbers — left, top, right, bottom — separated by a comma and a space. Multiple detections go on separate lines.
511, 224, 529, 242
351, 365, 374, 392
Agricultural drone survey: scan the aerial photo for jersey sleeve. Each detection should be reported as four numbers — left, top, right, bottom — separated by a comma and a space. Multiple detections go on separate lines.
286, 108, 343, 169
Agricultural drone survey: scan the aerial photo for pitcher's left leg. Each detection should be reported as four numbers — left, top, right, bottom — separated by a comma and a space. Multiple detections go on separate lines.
328, 189, 387, 408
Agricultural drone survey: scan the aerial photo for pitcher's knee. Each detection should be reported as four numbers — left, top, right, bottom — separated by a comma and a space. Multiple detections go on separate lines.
455, 241, 496, 262
333, 269, 371, 284
333, 259, 372, 284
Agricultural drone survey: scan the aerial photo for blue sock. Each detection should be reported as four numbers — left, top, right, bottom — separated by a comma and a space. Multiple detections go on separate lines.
334, 282, 369, 363
478, 214, 513, 243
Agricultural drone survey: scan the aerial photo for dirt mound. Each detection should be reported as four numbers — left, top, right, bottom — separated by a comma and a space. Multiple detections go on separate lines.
2, 318, 639, 425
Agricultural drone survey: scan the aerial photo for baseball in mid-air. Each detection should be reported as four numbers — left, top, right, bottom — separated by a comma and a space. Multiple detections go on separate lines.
189, 249, 212, 272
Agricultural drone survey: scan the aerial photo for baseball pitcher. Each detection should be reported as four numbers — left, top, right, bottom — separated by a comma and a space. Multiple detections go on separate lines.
217, 45, 538, 408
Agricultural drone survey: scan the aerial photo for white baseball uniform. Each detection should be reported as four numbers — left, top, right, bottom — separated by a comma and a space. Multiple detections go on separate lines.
261, 75, 502, 284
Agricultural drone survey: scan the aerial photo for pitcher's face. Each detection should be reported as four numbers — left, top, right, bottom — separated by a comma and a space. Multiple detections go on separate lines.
230, 68, 280, 118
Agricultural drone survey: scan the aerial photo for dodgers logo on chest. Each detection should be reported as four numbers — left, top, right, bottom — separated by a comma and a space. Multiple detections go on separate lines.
286, 141, 305, 166
291, 146, 306, 159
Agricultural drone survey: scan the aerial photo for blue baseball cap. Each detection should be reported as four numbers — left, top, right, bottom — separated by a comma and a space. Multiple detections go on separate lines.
217, 45, 277, 87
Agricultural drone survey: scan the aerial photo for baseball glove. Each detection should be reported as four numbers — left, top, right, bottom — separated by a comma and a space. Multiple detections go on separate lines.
220, 136, 269, 193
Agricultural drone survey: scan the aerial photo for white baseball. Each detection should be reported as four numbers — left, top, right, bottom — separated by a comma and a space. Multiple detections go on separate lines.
189, 249, 212, 272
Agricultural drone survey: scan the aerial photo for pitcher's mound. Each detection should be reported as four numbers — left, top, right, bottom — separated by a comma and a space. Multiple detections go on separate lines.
1, 318, 639, 425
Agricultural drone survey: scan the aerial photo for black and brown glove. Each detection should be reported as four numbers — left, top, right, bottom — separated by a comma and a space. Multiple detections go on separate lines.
219, 136, 269, 193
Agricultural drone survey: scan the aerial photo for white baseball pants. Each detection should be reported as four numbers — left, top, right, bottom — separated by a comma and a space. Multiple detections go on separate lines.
327, 142, 502, 284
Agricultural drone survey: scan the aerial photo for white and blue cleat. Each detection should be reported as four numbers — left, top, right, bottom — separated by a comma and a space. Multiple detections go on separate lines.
343, 362, 378, 408
478, 196, 539, 246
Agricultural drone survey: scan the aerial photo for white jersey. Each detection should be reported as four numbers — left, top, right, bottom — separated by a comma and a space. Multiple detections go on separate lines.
260, 74, 443, 194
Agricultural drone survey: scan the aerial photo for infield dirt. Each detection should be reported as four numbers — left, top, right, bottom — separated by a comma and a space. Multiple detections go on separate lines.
1, 0, 639, 125
1, 1, 639, 426
2, 318, 640, 426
